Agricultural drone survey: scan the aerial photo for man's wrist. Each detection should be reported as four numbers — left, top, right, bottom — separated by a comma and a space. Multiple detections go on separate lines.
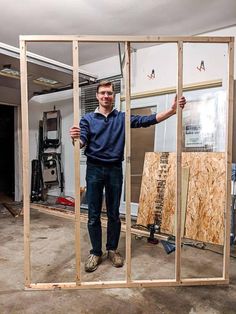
167, 107, 176, 116
71, 138, 84, 148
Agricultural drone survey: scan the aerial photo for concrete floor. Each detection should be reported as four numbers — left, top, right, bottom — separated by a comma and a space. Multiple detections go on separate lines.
0, 204, 236, 314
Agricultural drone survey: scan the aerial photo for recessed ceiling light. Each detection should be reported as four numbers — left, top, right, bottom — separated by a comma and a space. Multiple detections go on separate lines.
33, 77, 60, 87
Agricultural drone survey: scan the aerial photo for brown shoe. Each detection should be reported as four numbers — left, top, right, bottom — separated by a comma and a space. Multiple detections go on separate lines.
85, 254, 102, 272
107, 250, 124, 267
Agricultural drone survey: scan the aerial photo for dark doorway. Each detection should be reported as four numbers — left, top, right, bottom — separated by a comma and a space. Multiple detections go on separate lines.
0, 105, 14, 199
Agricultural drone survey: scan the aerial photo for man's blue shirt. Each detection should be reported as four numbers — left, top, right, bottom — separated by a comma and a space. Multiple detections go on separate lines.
80, 109, 158, 164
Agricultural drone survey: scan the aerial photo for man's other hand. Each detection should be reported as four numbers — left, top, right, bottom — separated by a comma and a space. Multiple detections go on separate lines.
70, 126, 81, 139
171, 95, 186, 113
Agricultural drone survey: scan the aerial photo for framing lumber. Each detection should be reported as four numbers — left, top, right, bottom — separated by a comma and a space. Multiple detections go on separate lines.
20, 35, 232, 43
27, 277, 228, 291
20, 39, 31, 287
223, 40, 234, 280
2, 203, 19, 217
20, 35, 234, 290
120, 79, 222, 101
31, 204, 75, 220
72, 40, 81, 285
30, 203, 169, 241
125, 41, 132, 283
175, 41, 183, 283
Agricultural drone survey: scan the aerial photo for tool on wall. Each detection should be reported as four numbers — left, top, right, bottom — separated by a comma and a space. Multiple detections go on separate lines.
31, 109, 64, 202
43, 110, 61, 148
41, 153, 63, 190
31, 121, 44, 202
147, 69, 155, 79
31, 159, 43, 202
197, 60, 206, 72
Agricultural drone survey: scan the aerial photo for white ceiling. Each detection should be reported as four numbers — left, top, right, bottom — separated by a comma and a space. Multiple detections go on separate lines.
1, 0, 236, 65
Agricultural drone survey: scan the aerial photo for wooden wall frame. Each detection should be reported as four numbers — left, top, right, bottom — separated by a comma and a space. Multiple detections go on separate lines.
20, 35, 234, 290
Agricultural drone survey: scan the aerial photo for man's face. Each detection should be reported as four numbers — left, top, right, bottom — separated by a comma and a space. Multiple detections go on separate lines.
96, 85, 114, 109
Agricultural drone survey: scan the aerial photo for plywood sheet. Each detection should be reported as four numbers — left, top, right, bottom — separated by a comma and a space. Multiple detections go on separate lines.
137, 153, 161, 226
137, 152, 225, 245
183, 153, 225, 245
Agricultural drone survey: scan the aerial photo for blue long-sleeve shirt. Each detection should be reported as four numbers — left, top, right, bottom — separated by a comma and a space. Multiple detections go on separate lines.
80, 109, 158, 164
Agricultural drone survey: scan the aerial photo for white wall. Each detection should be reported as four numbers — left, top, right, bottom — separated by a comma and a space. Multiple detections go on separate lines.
81, 26, 236, 93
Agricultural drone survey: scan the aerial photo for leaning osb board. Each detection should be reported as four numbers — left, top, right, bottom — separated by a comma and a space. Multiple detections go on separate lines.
137, 152, 225, 245
137, 153, 161, 226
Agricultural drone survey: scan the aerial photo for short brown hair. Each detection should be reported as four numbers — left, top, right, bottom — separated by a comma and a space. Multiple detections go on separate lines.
96, 80, 114, 93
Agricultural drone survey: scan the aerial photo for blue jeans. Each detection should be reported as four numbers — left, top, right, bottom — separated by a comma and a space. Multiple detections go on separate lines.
86, 161, 123, 256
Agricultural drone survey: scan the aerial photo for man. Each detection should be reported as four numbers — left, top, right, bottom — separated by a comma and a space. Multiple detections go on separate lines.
70, 80, 186, 272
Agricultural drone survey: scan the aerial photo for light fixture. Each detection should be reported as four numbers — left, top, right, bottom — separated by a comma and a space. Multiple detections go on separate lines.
33, 77, 61, 87
0, 67, 20, 79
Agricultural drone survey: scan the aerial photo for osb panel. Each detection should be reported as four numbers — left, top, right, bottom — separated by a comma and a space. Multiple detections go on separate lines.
137, 153, 160, 226
160, 159, 190, 237
137, 152, 226, 245
183, 153, 225, 245
181, 166, 190, 237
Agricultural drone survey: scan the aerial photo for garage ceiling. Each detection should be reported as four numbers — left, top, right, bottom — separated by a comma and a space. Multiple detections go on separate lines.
0, 0, 235, 103
0, 0, 235, 65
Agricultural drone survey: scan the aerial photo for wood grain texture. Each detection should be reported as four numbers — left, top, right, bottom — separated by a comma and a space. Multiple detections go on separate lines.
137, 152, 225, 245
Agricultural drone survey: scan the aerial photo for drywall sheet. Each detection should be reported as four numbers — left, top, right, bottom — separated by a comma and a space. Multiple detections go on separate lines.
137, 152, 225, 245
